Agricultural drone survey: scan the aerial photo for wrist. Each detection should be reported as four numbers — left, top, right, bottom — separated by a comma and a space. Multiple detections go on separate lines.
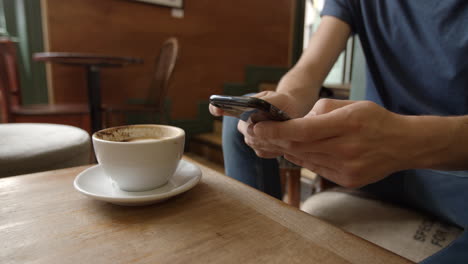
399, 115, 467, 170
276, 75, 320, 117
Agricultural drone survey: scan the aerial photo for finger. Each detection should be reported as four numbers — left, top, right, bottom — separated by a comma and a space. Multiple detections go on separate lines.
284, 154, 339, 180
251, 91, 288, 111
253, 99, 362, 141
209, 104, 224, 116
251, 90, 273, 100
234, 119, 282, 158
237, 120, 249, 136
283, 152, 339, 171
244, 133, 284, 154
209, 103, 244, 118
246, 123, 255, 137
254, 149, 282, 159
245, 136, 279, 151
253, 110, 344, 141
243, 134, 283, 158
272, 137, 341, 156
311, 98, 356, 115
283, 153, 306, 167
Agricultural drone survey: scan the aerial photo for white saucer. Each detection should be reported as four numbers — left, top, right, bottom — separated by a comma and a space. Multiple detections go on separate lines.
73, 159, 202, 206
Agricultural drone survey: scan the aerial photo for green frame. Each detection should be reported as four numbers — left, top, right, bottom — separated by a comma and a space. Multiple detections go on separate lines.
292, 0, 305, 65
0, 0, 47, 104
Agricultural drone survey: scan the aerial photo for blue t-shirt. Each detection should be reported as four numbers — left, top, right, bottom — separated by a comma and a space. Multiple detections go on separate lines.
321, 1, 468, 234
322, 0, 468, 116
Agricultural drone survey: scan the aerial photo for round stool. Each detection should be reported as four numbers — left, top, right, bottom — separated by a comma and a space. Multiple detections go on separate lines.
0, 123, 91, 177
301, 190, 462, 262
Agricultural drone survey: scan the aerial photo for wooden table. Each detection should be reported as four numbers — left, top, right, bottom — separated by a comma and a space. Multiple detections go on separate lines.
33, 52, 143, 133
0, 157, 413, 264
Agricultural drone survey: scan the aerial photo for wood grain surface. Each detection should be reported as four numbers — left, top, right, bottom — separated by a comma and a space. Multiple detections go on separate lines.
0, 157, 413, 264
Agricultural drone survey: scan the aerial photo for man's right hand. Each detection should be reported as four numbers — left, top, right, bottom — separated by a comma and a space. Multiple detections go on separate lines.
208, 90, 304, 158
239, 91, 304, 158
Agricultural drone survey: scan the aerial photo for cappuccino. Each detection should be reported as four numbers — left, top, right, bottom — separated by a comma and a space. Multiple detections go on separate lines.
92, 124, 185, 191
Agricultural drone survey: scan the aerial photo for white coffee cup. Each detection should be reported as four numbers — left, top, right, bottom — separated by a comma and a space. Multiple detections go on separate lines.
92, 124, 185, 192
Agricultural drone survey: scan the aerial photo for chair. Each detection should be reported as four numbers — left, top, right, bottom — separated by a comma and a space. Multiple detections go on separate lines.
102, 37, 179, 127
301, 188, 462, 262
0, 38, 90, 131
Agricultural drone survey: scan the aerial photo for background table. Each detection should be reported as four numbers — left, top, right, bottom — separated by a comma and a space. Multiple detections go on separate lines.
33, 52, 143, 133
0, 157, 413, 264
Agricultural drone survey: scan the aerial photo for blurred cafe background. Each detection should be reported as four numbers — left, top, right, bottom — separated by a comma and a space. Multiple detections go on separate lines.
0, 0, 364, 192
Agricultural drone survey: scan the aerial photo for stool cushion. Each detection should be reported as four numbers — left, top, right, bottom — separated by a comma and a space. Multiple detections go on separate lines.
0, 123, 91, 177
300, 190, 463, 263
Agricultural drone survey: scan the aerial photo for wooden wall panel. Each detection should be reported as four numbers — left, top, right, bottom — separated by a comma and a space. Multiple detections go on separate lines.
42, 0, 293, 119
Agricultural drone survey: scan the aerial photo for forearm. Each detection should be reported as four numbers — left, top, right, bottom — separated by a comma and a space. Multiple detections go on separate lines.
275, 16, 351, 117
275, 66, 322, 116
400, 114, 468, 171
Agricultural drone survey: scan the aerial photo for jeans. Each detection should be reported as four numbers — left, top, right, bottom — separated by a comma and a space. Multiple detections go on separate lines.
222, 115, 282, 199
222, 115, 468, 264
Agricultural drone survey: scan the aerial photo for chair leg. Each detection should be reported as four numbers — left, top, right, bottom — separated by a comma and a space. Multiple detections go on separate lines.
280, 172, 286, 197
315, 175, 337, 193
282, 168, 301, 207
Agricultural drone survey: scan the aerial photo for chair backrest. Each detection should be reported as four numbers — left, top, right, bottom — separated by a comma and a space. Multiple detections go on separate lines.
0, 38, 22, 123
147, 38, 179, 119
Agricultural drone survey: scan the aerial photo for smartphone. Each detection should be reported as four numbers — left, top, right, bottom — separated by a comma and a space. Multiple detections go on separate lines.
209, 95, 291, 123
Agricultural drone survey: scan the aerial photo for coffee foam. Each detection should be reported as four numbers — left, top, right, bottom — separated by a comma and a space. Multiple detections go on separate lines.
94, 125, 181, 142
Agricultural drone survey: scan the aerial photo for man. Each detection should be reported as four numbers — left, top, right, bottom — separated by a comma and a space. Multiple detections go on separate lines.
210, 1, 468, 263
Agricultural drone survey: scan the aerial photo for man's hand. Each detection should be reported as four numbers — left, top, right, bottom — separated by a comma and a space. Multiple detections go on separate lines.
233, 91, 309, 158
245, 99, 427, 188
209, 90, 315, 159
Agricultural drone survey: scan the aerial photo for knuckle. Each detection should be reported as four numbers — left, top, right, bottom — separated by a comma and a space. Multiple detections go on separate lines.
237, 121, 244, 132
244, 136, 254, 146
255, 90, 275, 98
313, 98, 335, 114
247, 138, 271, 151
345, 101, 380, 130
359, 100, 378, 109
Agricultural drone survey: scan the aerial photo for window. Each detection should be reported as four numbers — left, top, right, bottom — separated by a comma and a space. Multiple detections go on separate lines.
303, 0, 353, 85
